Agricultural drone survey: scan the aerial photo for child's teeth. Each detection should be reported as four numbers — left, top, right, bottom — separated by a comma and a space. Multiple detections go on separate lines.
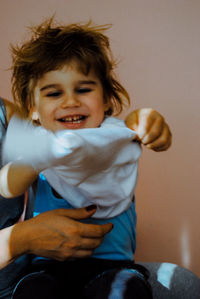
61, 115, 85, 122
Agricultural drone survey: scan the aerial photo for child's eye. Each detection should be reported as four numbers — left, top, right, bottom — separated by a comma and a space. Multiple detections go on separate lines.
46, 91, 62, 98
76, 88, 92, 94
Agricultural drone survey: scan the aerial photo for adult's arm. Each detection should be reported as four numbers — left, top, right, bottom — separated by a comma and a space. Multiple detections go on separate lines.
0, 206, 113, 269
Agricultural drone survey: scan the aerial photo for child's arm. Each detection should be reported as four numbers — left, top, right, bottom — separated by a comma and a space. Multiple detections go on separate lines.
125, 108, 172, 151
0, 99, 38, 198
0, 162, 38, 198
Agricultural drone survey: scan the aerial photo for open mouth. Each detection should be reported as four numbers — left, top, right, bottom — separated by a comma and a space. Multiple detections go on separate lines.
58, 115, 88, 123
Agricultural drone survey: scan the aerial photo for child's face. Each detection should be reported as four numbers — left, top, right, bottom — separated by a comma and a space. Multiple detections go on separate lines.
31, 62, 108, 132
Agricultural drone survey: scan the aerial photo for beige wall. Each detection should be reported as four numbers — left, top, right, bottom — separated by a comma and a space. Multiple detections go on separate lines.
0, 0, 200, 276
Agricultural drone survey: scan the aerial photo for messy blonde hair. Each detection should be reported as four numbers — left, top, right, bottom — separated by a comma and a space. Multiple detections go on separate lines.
11, 17, 130, 116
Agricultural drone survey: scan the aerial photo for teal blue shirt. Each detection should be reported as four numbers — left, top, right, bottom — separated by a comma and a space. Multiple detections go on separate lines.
34, 174, 137, 260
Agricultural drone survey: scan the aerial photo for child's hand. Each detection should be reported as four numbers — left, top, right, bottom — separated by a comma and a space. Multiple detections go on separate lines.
125, 108, 172, 151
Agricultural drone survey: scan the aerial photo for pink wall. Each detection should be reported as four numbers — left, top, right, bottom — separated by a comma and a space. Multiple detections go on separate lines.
0, 0, 200, 276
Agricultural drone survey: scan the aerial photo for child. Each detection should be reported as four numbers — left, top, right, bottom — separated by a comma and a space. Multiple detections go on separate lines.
2, 18, 170, 298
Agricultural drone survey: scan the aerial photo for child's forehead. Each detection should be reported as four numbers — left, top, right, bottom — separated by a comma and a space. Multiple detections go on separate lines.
58, 61, 88, 74
35, 61, 99, 86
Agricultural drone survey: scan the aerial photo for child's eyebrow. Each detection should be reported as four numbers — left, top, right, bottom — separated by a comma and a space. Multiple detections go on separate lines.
78, 80, 97, 85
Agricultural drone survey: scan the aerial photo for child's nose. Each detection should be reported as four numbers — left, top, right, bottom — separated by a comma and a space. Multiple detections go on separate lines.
61, 94, 81, 108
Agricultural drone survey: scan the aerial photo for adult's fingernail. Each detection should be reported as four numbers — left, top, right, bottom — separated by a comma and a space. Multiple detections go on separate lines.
86, 205, 97, 211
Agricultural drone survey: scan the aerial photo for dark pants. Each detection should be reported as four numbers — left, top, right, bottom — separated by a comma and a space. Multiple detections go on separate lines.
11, 258, 152, 299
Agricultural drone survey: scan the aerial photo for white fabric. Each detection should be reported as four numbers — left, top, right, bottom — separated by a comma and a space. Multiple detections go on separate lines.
3, 115, 58, 171
43, 117, 142, 218
3, 115, 141, 218
3, 115, 93, 172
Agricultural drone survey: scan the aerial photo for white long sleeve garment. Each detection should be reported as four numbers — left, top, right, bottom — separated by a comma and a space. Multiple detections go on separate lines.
43, 117, 142, 218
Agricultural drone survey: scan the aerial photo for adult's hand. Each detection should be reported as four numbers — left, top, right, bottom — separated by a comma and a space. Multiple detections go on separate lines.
125, 108, 172, 151
9, 206, 113, 262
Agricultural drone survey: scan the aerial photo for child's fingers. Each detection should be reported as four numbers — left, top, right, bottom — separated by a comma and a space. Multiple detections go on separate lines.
125, 109, 154, 141
135, 109, 156, 141
141, 115, 164, 145
146, 125, 172, 151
